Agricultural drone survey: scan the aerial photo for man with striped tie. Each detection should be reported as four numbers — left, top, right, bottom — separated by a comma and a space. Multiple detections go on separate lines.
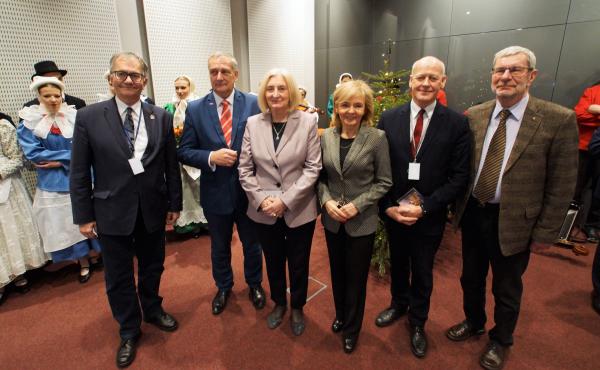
376, 56, 471, 358
178, 52, 265, 316
447, 46, 578, 370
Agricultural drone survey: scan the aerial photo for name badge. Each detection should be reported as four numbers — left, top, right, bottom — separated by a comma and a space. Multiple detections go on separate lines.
408, 162, 420, 180
128, 157, 145, 175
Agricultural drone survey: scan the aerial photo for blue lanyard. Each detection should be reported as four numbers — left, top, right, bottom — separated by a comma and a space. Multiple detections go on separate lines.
122, 103, 143, 150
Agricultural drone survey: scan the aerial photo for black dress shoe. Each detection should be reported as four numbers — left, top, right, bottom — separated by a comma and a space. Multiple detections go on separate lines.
290, 308, 305, 336
331, 318, 344, 333
375, 306, 407, 327
249, 285, 266, 309
410, 325, 427, 358
116, 333, 141, 368
212, 289, 231, 315
343, 336, 357, 354
145, 311, 178, 332
480, 340, 506, 370
267, 305, 287, 329
78, 266, 92, 284
446, 320, 485, 341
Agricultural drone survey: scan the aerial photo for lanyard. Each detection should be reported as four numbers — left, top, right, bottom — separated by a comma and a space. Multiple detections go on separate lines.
122, 103, 143, 151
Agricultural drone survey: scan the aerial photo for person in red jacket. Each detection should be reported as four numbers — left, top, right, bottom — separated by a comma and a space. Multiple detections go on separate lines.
574, 81, 600, 242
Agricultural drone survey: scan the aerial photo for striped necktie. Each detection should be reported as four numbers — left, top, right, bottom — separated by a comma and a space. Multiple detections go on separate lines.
124, 107, 135, 152
473, 109, 511, 204
220, 100, 232, 147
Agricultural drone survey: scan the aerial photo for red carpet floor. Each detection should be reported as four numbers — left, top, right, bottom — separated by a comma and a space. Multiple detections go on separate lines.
1, 220, 599, 370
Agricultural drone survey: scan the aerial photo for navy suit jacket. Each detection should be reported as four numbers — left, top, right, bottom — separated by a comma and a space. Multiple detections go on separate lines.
177, 89, 260, 215
377, 102, 471, 235
70, 98, 182, 235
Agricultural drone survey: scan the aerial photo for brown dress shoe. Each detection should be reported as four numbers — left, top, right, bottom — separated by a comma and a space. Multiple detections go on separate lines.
446, 320, 485, 341
480, 340, 506, 370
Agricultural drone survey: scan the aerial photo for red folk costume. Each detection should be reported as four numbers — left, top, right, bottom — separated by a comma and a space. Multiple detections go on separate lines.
574, 84, 600, 151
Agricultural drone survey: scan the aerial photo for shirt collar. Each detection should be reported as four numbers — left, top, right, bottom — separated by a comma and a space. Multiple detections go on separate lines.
213, 90, 235, 107
410, 99, 436, 119
492, 94, 529, 121
115, 96, 142, 115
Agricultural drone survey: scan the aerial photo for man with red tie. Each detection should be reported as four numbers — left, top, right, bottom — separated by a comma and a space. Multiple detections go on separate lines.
376, 56, 471, 358
177, 52, 265, 316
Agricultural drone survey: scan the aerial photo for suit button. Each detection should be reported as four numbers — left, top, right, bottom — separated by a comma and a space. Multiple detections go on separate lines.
276, 182, 281, 188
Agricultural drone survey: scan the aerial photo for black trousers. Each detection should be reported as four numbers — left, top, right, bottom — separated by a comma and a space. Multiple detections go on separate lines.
593, 242, 600, 294
574, 150, 600, 227
386, 221, 444, 327
460, 197, 530, 346
204, 207, 263, 291
99, 209, 166, 340
325, 226, 374, 339
256, 218, 315, 309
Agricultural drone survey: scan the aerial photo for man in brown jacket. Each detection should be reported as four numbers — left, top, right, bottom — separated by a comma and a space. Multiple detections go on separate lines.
446, 46, 578, 370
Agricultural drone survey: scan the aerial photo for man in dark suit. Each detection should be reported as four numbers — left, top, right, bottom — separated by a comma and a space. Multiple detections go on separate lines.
24, 60, 86, 109
178, 52, 265, 315
70, 52, 182, 368
376, 56, 471, 358
446, 46, 578, 370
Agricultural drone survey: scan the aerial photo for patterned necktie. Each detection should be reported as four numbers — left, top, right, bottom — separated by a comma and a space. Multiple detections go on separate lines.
473, 109, 511, 204
124, 107, 135, 152
411, 109, 425, 159
220, 100, 232, 147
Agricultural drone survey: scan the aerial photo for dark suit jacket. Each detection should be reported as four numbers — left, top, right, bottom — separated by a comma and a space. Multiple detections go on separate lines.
24, 94, 86, 110
378, 102, 471, 235
177, 89, 260, 215
455, 96, 579, 256
319, 125, 392, 237
70, 98, 182, 235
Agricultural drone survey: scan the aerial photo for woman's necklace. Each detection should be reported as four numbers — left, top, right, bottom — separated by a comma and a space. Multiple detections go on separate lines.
272, 121, 287, 140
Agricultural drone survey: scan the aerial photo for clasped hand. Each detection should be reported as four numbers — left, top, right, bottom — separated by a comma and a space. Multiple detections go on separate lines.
324, 200, 359, 223
34, 161, 62, 169
260, 196, 287, 218
385, 204, 423, 226
210, 148, 238, 167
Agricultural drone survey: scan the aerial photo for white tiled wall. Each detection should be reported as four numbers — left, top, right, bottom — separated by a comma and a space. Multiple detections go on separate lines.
143, 0, 234, 107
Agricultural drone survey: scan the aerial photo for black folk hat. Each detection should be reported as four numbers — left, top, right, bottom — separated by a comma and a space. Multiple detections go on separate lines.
31, 60, 67, 80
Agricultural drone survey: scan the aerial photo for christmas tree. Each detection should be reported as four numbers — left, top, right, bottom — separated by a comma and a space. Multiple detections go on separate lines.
363, 40, 411, 276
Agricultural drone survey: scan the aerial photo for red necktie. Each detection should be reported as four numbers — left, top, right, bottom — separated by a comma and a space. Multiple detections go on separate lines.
411, 109, 425, 159
220, 100, 232, 147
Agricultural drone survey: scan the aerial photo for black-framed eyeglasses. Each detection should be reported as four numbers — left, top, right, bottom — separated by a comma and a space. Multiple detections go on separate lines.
111, 71, 145, 83
491, 66, 533, 76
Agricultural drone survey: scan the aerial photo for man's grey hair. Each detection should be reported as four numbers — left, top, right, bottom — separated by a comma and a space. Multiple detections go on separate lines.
493, 46, 537, 69
109, 52, 149, 75
411, 56, 446, 76
208, 52, 239, 71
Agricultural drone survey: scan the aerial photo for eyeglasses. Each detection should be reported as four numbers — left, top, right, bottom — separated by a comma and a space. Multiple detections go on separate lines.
111, 71, 145, 83
491, 66, 533, 76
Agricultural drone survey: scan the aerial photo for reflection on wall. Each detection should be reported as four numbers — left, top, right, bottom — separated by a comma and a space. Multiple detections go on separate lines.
319, 0, 600, 114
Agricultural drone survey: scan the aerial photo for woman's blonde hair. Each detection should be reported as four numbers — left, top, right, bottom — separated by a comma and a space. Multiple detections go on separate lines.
257, 68, 301, 113
331, 80, 374, 129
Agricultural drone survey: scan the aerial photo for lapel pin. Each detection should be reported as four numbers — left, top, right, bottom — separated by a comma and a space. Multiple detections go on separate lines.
150, 114, 155, 120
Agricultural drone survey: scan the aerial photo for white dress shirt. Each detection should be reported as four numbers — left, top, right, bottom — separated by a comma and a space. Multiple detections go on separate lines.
115, 96, 148, 159
473, 94, 530, 203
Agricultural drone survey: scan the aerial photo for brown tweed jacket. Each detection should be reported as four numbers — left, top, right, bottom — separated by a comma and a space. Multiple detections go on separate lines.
455, 96, 579, 256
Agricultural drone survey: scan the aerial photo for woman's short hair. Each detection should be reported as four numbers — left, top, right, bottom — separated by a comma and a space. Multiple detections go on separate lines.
257, 68, 301, 113
331, 80, 374, 129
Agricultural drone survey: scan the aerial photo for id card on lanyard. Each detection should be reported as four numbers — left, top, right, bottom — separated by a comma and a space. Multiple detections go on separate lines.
409, 140, 420, 181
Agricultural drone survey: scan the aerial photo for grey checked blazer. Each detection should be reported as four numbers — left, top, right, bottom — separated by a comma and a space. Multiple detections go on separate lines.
318, 125, 392, 237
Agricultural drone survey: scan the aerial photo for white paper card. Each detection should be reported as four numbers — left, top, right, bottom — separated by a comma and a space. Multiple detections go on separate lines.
408, 162, 420, 180
263, 190, 283, 198
128, 157, 145, 175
